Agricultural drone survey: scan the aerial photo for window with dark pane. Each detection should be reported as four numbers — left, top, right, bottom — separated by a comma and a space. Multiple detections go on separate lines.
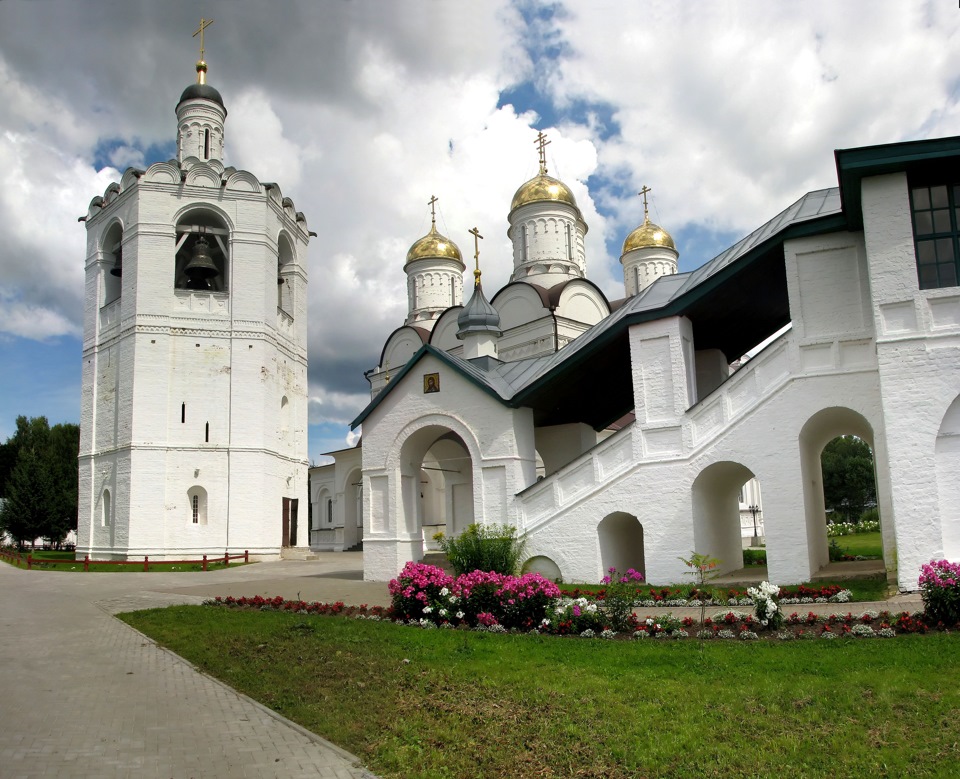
911, 183, 960, 290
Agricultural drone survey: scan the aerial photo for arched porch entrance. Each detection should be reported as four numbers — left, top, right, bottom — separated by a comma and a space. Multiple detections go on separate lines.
398, 425, 476, 561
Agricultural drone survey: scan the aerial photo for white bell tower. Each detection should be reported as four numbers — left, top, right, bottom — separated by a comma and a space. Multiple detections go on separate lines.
77, 22, 312, 560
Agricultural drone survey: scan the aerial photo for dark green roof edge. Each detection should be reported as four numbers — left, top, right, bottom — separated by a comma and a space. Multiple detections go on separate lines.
350, 344, 509, 429
835, 135, 960, 230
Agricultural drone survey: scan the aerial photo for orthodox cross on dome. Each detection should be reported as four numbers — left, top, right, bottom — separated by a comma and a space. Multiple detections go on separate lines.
428, 195, 438, 229
193, 17, 214, 84
639, 185, 652, 221
468, 226, 484, 287
535, 131, 551, 175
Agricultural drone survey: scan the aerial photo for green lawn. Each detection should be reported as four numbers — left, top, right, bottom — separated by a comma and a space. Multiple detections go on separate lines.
833, 531, 883, 558
122, 606, 960, 779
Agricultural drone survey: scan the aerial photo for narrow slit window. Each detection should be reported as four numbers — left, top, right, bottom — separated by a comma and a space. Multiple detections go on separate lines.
192, 494, 199, 524
181, 403, 186, 424
205, 422, 209, 443
203, 129, 210, 160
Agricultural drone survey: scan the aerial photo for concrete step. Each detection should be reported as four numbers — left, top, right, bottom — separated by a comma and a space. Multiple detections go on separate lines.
280, 547, 320, 561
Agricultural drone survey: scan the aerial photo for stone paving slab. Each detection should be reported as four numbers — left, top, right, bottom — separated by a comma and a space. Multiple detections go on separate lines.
0, 563, 378, 779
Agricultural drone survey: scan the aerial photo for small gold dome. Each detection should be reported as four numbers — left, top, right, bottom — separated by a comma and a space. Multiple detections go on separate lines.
510, 173, 578, 211
621, 217, 676, 254
405, 224, 464, 267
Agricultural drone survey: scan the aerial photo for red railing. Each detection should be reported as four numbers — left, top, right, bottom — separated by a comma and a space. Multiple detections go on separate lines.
0, 548, 248, 571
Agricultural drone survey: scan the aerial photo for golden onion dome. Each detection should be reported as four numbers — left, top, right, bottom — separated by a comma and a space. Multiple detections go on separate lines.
621, 217, 676, 254
510, 172, 578, 211
405, 224, 464, 267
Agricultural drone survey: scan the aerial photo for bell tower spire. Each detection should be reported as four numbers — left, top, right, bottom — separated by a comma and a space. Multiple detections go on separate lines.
177, 17, 227, 163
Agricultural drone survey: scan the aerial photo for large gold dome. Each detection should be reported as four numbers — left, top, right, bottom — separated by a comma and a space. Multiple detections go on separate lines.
622, 217, 676, 254
405, 224, 464, 267
510, 172, 578, 211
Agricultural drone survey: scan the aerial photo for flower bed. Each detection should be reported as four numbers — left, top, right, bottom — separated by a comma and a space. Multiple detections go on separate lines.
202, 595, 952, 641
558, 581, 852, 608
202, 560, 960, 643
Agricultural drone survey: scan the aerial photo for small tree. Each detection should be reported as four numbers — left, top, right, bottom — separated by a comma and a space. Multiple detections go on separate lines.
679, 551, 720, 631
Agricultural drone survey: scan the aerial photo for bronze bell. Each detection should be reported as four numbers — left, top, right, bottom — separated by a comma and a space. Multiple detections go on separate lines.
184, 236, 219, 282
109, 250, 122, 277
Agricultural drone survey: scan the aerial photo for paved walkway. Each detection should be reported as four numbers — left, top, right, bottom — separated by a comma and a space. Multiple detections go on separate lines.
0, 552, 925, 778
0, 556, 381, 779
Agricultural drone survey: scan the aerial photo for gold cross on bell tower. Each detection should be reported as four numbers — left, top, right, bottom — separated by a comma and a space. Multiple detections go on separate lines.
535, 131, 550, 174
193, 17, 214, 84
428, 195, 438, 228
468, 226, 484, 288
639, 185, 652, 221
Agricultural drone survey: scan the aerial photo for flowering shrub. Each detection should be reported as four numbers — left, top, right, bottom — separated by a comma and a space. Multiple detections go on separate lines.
600, 567, 644, 632
388, 562, 455, 621
747, 581, 783, 630
549, 597, 606, 635
919, 559, 960, 626
388, 563, 560, 629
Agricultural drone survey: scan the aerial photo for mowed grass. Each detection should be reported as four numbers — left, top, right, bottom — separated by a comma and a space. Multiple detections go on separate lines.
834, 531, 884, 558
122, 606, 960, 779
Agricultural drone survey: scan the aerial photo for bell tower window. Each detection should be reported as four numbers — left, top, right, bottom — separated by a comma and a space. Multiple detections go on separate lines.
174, 211, 229, 292
203, 129, 210, 160
277, 234, 294, 315
102, 223, 123, 305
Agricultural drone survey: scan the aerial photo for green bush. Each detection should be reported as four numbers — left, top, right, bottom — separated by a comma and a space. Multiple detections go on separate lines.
860, 507, 880, 525
433, 523, 527, 576
743, 549, 767, 566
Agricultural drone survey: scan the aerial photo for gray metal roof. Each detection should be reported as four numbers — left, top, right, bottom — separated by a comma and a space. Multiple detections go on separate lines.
352, 187, 843, 428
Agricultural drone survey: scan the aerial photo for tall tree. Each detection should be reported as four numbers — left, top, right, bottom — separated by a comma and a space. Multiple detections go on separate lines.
821, 435, 877, 522
0, 416, 80, 546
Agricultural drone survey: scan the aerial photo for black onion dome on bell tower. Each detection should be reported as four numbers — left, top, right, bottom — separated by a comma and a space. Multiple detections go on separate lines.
178, 82, 226, 112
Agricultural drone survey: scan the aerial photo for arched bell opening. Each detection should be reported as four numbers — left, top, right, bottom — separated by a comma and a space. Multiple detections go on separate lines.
277, 233, 295, 315
174, 210, 229, 292
102, 222, 123, 305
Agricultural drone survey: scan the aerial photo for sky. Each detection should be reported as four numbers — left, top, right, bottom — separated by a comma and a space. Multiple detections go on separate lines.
2, 0, 959, 463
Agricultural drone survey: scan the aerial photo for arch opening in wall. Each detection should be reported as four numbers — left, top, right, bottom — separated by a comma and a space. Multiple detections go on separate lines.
522, 555, 562, 582
102, 222, 123, 305
174, 210, 229, 292
597, 512, 645, 580
397, 424, 476, 562
799, 407, 885, 579
936, 393, 960, 558
278, 233, 295, 315
691, 462, 756, 577
342, 468, 363, 550
187, 485, 208, 525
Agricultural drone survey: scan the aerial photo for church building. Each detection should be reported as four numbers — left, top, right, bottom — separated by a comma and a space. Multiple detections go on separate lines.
77, 33, 311, 560
311, 132, 960, 593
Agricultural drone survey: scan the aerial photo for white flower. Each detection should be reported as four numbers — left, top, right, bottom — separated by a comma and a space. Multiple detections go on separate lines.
448, 596, 458, 604
541, 618, 551, 627
439, 587, 449, 596
439, 609, 448, 618
646, 618, 654, 626
455, 611, 464, 619
422, 606, 433, 614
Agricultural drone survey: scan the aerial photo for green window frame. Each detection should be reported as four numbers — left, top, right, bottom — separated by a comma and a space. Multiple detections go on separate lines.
911, 183, 960, 290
